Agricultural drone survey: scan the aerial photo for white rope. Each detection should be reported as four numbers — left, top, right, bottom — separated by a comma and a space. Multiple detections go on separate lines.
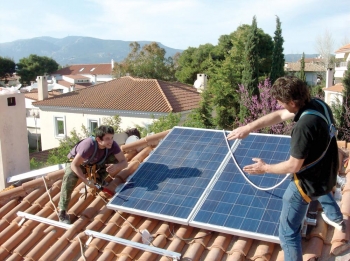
42, 176, 59, 217
78, 237, 87, 261
223, 130, 291, 191
95, 191, 155, 246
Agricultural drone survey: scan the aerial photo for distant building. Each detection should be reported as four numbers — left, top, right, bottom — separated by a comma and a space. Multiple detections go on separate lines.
284, 57, 325, 86
33, 76, 201, 150
323, 43, 350, 106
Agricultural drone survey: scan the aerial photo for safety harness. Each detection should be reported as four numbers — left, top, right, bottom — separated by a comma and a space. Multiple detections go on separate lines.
70, 136, 110, 197
293, 99, 337, 203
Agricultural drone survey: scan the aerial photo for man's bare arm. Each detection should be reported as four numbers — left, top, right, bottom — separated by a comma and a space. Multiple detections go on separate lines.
227, 109, 294, 140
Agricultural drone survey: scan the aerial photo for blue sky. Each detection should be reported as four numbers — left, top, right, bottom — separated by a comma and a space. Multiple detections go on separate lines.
1, 0, 349, 54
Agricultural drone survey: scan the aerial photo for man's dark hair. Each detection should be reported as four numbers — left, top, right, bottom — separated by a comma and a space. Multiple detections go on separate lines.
95, 125, 114, 140
271, 76, 311, 108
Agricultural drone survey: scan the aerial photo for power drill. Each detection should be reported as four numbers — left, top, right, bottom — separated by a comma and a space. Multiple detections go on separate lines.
95, 183, 115, 197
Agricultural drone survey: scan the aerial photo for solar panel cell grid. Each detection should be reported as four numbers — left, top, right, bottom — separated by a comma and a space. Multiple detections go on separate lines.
109, 128, 231, 222
108, 127, 291, 242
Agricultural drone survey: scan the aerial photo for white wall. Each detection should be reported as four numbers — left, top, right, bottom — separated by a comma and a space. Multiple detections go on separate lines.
39, 110, 166, 150
0, 92, 30, 189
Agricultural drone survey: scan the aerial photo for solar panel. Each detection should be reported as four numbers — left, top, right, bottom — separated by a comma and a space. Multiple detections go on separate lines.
190, 133, 291, 243
107, 127, 233, 224
107, 127, 291, 243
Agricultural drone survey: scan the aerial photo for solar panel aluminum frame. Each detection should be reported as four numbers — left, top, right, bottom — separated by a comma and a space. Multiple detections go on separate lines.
107, 128, 294, 244
107, 127, 235, 225
189, 132, 292, 244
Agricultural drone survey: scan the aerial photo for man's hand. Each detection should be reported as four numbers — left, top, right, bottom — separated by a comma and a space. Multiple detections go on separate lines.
227, 125, 251, 140
106, 163, 118, 174
85, 180, 97, 189
243, 158, 268, 174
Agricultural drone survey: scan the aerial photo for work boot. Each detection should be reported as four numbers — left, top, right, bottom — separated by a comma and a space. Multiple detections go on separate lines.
58, 210, 71, 224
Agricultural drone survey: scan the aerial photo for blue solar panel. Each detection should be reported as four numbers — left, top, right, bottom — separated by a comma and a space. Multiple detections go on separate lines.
190, 133, 290, 242
107, 127, 291, 243
108, 127, 233, 223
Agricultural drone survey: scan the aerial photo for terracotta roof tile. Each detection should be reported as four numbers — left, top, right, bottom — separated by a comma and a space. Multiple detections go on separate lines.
33, 76, 200, 113
335, 43, 350, 53
285, 62, 325, 72
53, 63, 113, 75
1, 131, 350, 260
323, 83, 344, 93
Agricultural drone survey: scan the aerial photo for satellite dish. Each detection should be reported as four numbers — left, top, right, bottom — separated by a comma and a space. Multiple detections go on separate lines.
193, 79, 202, 89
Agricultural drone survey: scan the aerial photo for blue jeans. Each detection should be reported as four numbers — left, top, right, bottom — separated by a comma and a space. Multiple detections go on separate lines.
279, 181, 343, 261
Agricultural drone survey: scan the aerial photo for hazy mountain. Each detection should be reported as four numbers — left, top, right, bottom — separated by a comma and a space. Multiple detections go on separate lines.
0, 36, 318, 65
284, 53, 319, 63
0, 36, 183, 65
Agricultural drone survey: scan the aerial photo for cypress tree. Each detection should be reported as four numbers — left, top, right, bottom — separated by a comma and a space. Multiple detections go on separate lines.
241, 16, 260, 121
242, 16, 259, 96
270, 16, 285, 84
299, 52, 306, 83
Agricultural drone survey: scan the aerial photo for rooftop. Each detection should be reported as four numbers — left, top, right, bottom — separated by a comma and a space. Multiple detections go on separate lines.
53, 63, 113, 76
33, 76, 201, 113
1, 130, 350, 261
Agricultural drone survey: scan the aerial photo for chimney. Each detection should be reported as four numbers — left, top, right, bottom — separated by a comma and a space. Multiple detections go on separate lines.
37, 76, 48, 101
111, 59, 115, 70
70, 84, 75, 92
326, 68, 333, 88
0, 92, 30, 189
193, 74, 208, 92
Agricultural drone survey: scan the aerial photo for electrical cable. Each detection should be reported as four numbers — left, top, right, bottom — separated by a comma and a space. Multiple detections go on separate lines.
223, 130, 291, 191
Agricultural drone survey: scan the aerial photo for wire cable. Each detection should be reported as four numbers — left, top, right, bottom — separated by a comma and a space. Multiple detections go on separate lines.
223, 130, 291, 191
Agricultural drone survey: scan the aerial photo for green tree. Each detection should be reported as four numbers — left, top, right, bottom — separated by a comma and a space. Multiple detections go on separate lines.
135, 113, 181, 137
333, 62, 350, 141
182, 89, 214, 129
101, 115, 123, 133
46, 129, 86, 164
0, 57, 16, 83
16, 54, 59, 85
241, 16, 260, 121
299, 52, 306, 83
175, 44, 216, 84
270, 16, 285, 84
113, 42, 177, 81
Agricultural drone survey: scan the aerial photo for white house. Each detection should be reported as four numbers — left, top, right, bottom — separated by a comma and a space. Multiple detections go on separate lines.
50, 59, 115, 84
33, 76, 201, 150
323, 43, 350, 106
22, 76, 93, 150
284, 59, 325, 86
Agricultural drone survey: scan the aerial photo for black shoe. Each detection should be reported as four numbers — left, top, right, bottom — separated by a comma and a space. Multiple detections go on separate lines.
58, 210, 71, 224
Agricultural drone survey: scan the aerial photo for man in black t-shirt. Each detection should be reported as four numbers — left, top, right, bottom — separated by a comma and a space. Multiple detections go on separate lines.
227, 76, 344, 261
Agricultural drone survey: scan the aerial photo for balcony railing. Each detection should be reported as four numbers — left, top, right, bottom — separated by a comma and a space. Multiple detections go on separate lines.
336, 61, 349, 68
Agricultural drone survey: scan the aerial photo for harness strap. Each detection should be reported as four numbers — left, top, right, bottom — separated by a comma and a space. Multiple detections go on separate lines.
293, 173, 311, 203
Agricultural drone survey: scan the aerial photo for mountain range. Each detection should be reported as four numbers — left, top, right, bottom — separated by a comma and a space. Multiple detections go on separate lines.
0, 36, 318, 65
0, 36, 183, 65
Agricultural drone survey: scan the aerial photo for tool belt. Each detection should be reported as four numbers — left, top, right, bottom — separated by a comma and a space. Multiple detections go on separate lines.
68, 158, 100, 198
293, 173, 311, 203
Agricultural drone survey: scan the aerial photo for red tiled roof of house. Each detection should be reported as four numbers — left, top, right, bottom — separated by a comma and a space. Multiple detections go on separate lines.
53, 63, 113, 75
285, 62, 325, 72
32, 76, 201, 113
1, 131, 350, 260
23, 89, 63, 101
335, 43, 350, 54
323, 83, 344, 93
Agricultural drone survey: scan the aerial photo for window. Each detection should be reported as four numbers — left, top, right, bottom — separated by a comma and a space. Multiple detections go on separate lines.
54, 116, 66, 138
88, 119, 99, 133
